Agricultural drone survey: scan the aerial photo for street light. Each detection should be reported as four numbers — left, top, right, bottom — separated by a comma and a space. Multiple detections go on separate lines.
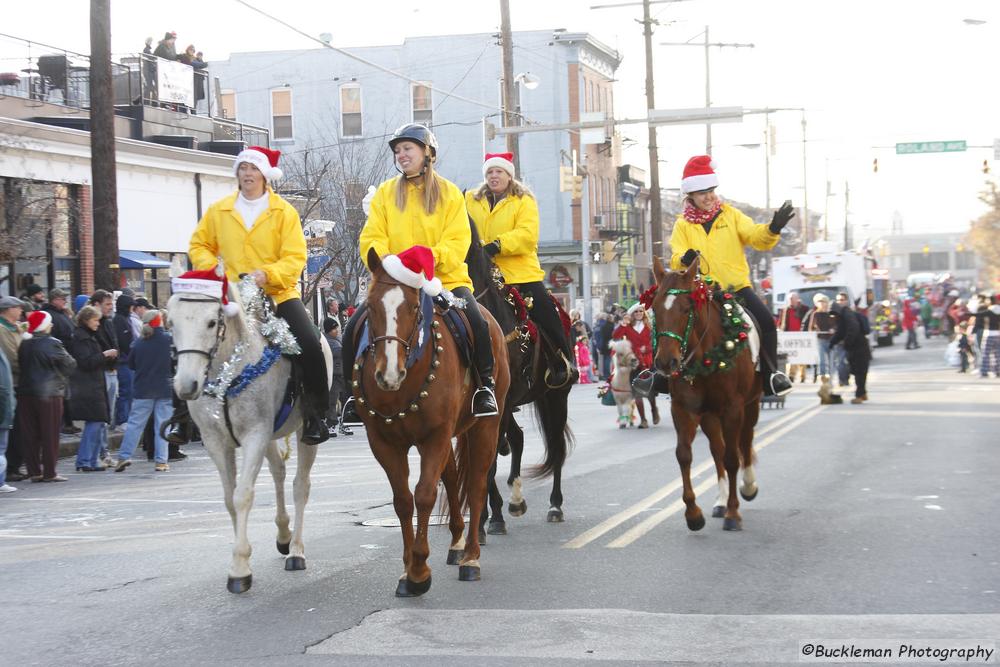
515, 72, 540, 90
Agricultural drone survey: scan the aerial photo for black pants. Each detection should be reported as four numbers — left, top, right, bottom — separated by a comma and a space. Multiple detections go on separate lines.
514, 281, 574, 358
736, 287, 777, 376
341, 288, 495, 384
848, 352, 869, 398
275, 298, 329, 414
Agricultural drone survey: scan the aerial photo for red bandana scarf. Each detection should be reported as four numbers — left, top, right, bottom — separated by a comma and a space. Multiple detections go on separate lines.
683, 198, 723, 225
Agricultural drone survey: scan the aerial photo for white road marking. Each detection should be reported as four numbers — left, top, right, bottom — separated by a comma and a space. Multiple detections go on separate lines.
563, 403, 823, 549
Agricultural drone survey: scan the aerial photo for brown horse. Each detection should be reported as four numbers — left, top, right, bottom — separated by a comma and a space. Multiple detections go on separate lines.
354, 248, 510, 596
650, 255, 762, 531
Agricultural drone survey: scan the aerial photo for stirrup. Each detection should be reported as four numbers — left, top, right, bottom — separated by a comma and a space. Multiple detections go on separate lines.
471, 385, 499, 417
769, 371, 793, 397
340, 397, 364, 426
544, 352, 576, 389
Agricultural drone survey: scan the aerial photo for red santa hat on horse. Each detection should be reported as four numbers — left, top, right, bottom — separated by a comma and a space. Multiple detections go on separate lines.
171, 262, 241, 317
381, 245, 443, 297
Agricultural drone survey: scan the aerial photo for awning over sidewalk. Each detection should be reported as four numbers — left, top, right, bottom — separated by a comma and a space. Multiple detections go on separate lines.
120, 250, 171, 269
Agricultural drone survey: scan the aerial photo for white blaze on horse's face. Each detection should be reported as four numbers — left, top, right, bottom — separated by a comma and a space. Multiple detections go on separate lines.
375, 286, 407, 391
664, 294, 677, 311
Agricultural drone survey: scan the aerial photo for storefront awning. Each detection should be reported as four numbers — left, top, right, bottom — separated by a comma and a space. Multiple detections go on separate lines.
120, 251, 171, 270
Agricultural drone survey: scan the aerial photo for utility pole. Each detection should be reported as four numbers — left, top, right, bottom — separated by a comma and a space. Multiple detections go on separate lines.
661, 26, 754, 155
499, 0, 520, 174
800, 110, 809, 251
764, 111, 771, 210
843, 181, 850, 251
642, 0, 663, 256
89, 0, 119, 291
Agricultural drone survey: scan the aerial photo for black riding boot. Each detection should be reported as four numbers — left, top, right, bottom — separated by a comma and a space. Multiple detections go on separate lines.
276, 299, 330, 445
631, 369, 670, 398
161, 397, 191, 445
517, 282, 575, 388
454, 287, 499, 417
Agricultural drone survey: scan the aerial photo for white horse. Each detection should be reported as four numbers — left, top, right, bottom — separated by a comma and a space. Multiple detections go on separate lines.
167, 268, 332, 594
608, 339, 638, 429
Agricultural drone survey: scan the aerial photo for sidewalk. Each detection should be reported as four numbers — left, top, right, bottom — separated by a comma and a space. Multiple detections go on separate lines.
57, 427, 124, 460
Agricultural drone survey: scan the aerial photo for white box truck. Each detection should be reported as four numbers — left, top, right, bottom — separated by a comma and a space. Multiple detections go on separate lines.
770, 241, 880, 317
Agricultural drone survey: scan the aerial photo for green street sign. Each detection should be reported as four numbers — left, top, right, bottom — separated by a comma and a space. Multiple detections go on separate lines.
895, 140, 966, 155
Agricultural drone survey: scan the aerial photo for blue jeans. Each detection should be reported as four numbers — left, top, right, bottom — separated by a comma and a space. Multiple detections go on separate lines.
817, 338, 831, 377
832, 344, 850, 386
117, 398, 172, 464
99, 371, 118, 457
0, 428, 9, 484
114, 364, 133, 427
76, 421, 104, 468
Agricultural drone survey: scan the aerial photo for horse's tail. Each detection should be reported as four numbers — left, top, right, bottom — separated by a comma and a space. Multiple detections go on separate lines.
527, 388, 574, 480
447, 436, 471, 515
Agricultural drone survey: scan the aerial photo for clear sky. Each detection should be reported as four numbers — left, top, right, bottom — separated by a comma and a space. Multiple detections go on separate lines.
4, 0, 998, 242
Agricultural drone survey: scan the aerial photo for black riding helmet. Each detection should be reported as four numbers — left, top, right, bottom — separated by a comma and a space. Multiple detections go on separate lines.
389, 123, 438, 157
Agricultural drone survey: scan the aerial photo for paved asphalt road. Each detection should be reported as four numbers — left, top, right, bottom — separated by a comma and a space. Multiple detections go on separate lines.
2, 336, 998, 666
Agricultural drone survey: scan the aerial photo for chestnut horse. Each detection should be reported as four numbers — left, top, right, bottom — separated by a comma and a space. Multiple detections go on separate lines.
354, 248, 510, 596
650, 256, 761, 531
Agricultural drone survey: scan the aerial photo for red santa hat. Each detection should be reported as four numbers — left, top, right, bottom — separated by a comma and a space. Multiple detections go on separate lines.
483, 152, 515, 180
381, 245, 443, 297
25, 310, 52, 337
233, 146, 283, 182
171, 263, 241, 317
681, 155, 719, 194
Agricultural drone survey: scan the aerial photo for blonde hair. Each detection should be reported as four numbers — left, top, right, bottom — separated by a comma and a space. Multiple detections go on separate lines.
394, 159, 443, 215
76, 305, 101, 327
472, 178, 533, 201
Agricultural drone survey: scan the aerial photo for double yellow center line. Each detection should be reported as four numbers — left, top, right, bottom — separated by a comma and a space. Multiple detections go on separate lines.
564, 403, 825, 549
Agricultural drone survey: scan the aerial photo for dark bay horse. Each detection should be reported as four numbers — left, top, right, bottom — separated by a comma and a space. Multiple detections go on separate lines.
650, 256, 762, 531
354, 248, 510, 596
465, 223, 574, 531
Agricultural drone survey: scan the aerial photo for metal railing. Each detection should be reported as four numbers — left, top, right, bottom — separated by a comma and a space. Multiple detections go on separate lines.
0, 32, 267, 146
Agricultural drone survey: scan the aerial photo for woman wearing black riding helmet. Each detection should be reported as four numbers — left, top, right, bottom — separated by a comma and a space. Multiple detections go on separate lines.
341, 123, 499, 424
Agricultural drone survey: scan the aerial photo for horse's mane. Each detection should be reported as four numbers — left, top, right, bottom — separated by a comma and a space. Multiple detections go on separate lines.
464, 216, 492, 291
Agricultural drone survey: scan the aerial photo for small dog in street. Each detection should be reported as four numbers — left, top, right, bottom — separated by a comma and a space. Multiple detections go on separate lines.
817, 374, 843, 405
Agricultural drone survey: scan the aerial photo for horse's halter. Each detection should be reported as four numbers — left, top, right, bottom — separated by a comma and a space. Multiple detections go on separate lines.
368, 279, 423, 360
173, 296, 227, 385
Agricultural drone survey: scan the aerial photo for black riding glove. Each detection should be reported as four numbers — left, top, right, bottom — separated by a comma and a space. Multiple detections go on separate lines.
769, 201, 795, 234
680, 249, 698, 266
484, 241, 501, 258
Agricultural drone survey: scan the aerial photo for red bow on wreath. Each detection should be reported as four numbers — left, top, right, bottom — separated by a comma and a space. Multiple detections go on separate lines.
691, 278, 710, 310
638, 284, 658, 310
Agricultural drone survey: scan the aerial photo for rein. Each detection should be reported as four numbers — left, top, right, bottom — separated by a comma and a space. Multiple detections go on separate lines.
368, 279, 423, 360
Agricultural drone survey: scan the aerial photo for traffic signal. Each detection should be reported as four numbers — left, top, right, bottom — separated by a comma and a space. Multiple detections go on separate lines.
983, 159, 990, 174
873, 158, 878, 173
572, 174, 583, 199
559, 165, 573, 192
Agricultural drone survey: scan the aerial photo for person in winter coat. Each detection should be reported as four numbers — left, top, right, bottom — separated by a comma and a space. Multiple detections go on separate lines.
829, 300, 871, 404
0, 296, 25, 481
667, 155, 795, 397
973, 297, 1000, 378
595, 312, 615, 380
322, 318, 347, 437
347, 123, 498, 420
466, 152, 575, 387
112, 294, 136, 428
17, 311, 76, 482
0, 347, 15, 492
113, 310, 174, 472
901, 298, 921, 350
188, 145, 329, 445
89, 290, 119, 464
800, 293, 838, 378
613, 305, 659, 428
153, 32, 177, 60
42, 288, 74, 345
778, 292, 810, 382
68, 306, 114, 472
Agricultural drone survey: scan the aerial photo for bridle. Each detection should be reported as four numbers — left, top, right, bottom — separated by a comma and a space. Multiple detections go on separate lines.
368, 279, 423, 360
654, 286, 711, 371
173, 296, 227, 385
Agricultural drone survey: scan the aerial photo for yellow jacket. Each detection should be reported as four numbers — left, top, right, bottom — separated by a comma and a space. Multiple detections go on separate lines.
360, 176, 472, 291
668, 204, 779, 291
466, 190, 546, 284
189, 189, 307, 305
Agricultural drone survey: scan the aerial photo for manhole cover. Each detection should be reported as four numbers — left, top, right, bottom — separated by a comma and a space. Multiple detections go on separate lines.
361, 514, 455, 527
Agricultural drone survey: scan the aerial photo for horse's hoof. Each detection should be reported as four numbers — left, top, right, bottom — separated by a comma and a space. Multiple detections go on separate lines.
687, 514, 706, 531
722, 517, 743, 531
276, 540, 290, 555
508, 500, 527, 517
487, 520, 507, 535
740, 486, 759, 502
227, 574, 252, 594
711, 506, 725, 518
546, 508, 564, 523
395, 575, 431, 597
446, 548, 464, 565
458, 565, 481, 582
284, 556, 306, 571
